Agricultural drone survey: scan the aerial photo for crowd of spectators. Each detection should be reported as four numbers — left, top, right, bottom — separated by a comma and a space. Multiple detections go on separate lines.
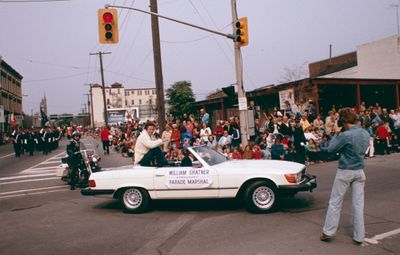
97, 100, 400, 165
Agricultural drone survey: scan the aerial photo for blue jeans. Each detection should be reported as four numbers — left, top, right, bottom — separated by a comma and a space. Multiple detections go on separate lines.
323, 169, 366, 242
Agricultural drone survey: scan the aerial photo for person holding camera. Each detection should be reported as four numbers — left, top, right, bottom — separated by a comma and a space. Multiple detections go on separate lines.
320, 108, 370, 245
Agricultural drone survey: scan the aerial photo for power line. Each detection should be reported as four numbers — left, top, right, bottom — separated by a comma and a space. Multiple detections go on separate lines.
24, 71, 94, 83
0, 0, 70, 3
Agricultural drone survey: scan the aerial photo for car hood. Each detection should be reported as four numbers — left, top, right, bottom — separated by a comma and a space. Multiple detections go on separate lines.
214, 160, 305, 174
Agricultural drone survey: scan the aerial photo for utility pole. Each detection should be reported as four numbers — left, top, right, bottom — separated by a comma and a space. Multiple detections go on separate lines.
231, 0, 248, 146
390, 4, 400, 35
84, 93, 91, 128
90, 51, 111, 127
84, 83, 95, 128
149, 0, 166, 132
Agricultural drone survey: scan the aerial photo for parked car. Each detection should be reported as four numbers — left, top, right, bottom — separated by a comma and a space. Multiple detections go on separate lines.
81, 146, 316, 213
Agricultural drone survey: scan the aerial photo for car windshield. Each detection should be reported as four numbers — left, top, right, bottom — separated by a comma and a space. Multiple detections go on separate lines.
191, 146, 227, 166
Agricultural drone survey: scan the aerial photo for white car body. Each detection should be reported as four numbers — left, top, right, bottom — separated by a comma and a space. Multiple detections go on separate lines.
82, 146, 316, 213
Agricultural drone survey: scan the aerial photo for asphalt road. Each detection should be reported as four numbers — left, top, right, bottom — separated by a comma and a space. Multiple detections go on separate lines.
0, 137, 399, 255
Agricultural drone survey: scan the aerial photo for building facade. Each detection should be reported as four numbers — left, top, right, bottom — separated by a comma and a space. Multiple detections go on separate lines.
193, 35, 400, 125
0, 57, 23, 132
91, 83, 157, 127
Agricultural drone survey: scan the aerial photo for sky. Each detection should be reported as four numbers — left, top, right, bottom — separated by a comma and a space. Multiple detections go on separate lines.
0, 0, 398, 115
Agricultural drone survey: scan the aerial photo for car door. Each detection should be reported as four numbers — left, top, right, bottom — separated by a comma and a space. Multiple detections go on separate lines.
153, 150, 219, 199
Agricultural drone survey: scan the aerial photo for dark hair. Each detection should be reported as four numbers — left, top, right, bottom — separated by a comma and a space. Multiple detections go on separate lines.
339, 108, 357, 124
144, 121, 156, 130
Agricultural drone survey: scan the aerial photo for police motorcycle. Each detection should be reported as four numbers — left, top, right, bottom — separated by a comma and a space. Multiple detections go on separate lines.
57, 149, 102, 186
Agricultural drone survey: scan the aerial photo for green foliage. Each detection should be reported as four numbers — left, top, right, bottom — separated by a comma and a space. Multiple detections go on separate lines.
166, 81, 196, 117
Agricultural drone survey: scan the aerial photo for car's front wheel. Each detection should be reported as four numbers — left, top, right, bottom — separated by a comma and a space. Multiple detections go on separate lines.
244, 181, 278, 213
120, 187, 150, 213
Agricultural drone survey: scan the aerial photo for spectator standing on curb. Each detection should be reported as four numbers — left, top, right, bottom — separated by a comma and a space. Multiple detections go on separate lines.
292, 118, 307, 164
200, 109, 209, 125
320, 108, 370, 245
101, 126, 111, 155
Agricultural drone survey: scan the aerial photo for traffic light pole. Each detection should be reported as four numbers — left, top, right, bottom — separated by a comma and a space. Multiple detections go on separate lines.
105, 2, 249, 144
231, 0, 248, 146
90, 51, 111, 127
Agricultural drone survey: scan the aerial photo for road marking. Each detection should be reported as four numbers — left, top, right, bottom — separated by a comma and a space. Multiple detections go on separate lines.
21, 166, 59, 172
19, 169, 58, 175
36, 160, 61, 165
0, 153, 14, 159
0, 188, 69, 199
26, 152, 65, 170
365, 228, 400, 244
0, 173, 56, 181
0, 185, 66, 196
0, 177, 60, 185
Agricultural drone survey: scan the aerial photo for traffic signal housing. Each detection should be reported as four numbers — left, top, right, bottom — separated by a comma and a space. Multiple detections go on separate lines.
98, 8, 119, 44
234, 17, 248, 47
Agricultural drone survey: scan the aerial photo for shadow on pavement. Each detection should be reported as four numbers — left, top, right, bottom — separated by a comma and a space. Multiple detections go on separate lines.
91, 195, 317, 214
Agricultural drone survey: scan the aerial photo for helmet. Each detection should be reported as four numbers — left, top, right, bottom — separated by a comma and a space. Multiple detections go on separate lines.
72, 132, 81, 139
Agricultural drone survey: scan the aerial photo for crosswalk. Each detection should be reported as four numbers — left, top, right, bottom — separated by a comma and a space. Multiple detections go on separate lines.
0, 152, 70, 199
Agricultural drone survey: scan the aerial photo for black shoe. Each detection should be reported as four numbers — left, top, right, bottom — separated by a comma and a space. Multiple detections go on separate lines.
70, 186, 76, 190
320, 233, 333, 242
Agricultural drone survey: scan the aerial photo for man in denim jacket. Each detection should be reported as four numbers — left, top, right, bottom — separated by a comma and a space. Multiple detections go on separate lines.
320, 108, 370, 245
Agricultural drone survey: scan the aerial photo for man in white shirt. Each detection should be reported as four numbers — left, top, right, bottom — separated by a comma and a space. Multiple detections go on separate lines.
135, 122, 168, 167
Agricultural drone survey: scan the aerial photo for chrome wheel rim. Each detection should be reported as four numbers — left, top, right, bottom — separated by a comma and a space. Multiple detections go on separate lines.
123, 188, 143, 209
252, 186, 275, 209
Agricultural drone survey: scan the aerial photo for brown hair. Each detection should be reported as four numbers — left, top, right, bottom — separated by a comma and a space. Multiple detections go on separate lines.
144, 121, 156, 130
339, 107, 357, 124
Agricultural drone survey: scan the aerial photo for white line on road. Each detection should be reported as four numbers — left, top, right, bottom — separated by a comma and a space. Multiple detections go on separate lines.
0, 188, 69, 199
0, 185, 66, 196
36, 160, 61, 165
0, 177, 59, 185
22, 166, 59, 171
365, 228, 400, 244
0, 173, 56, 181
26, 152, 65, 170
0, 153, 14, 159
19, 169, 57, 175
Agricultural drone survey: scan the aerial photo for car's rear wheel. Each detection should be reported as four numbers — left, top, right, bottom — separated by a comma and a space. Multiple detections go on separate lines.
120, 187, 150, 213
244, 181, 278, 213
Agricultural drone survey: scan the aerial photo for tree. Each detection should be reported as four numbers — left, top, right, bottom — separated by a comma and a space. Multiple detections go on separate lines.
166, 81, 196, 118
278, 62, 309, 83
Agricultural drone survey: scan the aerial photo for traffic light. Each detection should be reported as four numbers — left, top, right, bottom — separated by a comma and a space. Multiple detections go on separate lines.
98, 8, 119, 44
234, 17, 248, 47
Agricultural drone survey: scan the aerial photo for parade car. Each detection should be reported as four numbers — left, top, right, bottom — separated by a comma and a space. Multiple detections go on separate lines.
81, 146, 317, 213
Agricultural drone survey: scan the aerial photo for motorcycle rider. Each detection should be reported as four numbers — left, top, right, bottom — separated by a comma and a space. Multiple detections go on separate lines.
66, 132, 88, 190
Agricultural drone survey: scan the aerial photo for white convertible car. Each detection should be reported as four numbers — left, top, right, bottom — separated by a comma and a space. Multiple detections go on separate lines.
81, 146, 316, 213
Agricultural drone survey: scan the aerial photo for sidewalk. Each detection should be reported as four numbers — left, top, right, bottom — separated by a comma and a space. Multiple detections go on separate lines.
81, 136, 133, 169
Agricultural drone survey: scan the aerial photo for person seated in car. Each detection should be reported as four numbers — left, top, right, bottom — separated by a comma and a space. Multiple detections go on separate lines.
134, 122, 169, 167
180, 149, 193, 167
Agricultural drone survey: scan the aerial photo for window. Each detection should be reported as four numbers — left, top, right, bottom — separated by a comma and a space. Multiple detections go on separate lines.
139, 99, 142, 105
131, 100, 134, 105
107, 99, 110, 104
138, 90, 142, 95
125, 100, 128, 106
145, 90, 149, 95
152, 90, 155, 95
131, 90, 135, 95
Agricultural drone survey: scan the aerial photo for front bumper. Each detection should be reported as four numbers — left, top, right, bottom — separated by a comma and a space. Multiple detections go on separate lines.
279, 174, 317, 192
81, 188, 115, 196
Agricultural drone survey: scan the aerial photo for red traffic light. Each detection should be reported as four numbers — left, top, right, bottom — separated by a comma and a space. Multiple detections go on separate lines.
103, 12, 113, 23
